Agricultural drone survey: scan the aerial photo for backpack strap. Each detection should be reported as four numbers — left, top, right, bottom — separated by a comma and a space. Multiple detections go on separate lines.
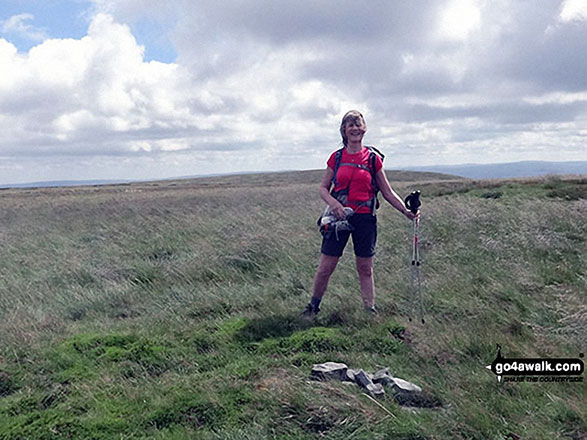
367, 146, 384, 214
337, 163, 371, 172
367, 145, 385, 161
330, 146, 385, 214
330, 147, 345, 189
369, 150, 378, 193
332, 146, 383, 187
366, 146, 384, 184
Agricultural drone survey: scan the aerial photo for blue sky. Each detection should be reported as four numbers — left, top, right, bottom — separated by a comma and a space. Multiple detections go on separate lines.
0, 0, 586, 184
1, 1, 87, 44
0, 0, 175, 61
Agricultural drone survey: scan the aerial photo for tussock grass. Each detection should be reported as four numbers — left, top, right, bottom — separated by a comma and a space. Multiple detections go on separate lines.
0, 171, 585, 439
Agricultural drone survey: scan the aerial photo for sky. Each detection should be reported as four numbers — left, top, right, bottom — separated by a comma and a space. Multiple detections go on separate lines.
1, 0, 586, 185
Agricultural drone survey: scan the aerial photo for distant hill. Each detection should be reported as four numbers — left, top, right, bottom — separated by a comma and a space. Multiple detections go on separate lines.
2, 160, 584, 189
0, 179, 131, 189
0, 169, 458, 190
403, 160, 586, 179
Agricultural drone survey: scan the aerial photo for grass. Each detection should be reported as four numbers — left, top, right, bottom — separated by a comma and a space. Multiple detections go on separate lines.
0, 170, 585, 439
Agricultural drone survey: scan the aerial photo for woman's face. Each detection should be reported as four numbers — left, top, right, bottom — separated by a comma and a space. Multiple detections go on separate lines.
344, 117, 366, 145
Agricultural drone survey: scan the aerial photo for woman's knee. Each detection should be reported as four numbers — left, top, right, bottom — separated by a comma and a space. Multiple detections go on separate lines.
355, 257, 373, 277
316, 255, 339, 277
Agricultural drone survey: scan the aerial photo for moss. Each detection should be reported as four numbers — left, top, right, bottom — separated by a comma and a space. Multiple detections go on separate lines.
259, 327, 349, 354
145, 395, 228, 431
355, 322, 407, 355
50, 333, 172, 382
233, 314, 311, 343
216, 317, 249, 340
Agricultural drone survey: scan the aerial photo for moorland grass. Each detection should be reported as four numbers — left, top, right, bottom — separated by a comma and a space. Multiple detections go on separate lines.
0, 171, 585, 439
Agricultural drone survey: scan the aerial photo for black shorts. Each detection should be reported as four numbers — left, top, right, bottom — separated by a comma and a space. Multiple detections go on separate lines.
321, 214, 377, 258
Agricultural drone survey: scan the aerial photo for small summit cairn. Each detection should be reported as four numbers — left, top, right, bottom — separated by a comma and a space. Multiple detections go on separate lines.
372, 367, 394, 386
310, 362, 441, 408
310, 362, 348, 381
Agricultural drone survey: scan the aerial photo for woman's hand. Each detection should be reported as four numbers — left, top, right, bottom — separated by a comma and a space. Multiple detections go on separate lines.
329, 201, 348, 219
319, 167, 348, 219
403, 209, 420, 220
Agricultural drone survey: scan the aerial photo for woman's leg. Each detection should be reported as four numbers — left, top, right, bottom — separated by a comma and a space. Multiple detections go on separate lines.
355, 256, 375, 308
312, 254, 340, 299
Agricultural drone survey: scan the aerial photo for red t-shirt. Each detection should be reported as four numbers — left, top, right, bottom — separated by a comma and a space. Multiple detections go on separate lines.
327, 147, 383, 214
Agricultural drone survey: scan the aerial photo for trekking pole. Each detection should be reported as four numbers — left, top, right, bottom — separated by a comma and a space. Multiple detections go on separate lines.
404, 191, 424, 324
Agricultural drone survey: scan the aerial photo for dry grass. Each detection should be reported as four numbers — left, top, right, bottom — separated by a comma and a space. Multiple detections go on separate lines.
0, 170, 585, 439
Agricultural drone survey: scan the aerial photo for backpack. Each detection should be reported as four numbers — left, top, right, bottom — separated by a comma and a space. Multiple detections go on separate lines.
330, 146, 385, 215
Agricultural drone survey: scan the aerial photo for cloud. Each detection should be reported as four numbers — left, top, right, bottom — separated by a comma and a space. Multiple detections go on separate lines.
1, 1, 586, 184
0, 11, 360, 162
559, 0, 587, 22
0, 13, 48, 42
434, 0, 482, 42
0, 14, 203, 158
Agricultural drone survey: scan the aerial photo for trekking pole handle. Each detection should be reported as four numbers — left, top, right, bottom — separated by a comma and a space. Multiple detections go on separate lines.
404, 190, 421, 214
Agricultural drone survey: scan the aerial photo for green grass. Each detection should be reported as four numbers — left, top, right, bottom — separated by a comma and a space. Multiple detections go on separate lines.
0, 171, 585, 439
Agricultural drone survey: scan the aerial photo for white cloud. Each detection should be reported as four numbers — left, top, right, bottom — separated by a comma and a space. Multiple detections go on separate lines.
523, 92, 587, 105
1, 1, 586, 185
0, 13, 48, 42
0, 14, 199, 157
435, 0, 482, 42
0, 10, 356, 175
559, 0, 587, 22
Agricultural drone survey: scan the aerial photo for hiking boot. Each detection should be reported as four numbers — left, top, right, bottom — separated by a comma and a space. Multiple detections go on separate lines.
301, 303, 320, 317
365, 305, 378, 315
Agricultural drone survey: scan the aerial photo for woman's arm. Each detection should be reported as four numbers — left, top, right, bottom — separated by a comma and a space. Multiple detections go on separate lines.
319, 167, 347, 218
376, 169, 418, 220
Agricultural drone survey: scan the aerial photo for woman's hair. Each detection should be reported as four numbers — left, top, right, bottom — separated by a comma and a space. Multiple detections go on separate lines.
340, 110, 366, 146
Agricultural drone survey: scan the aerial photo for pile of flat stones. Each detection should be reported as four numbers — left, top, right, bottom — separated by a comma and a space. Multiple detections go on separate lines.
310, 362, 441, 408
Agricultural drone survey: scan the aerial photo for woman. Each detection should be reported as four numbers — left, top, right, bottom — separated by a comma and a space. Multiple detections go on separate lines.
303, 110, 419, 316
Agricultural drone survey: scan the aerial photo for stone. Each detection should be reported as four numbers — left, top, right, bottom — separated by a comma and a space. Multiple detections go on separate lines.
308, 364, 439, 406
391, 377, 422, 394
390, 377, 441, 408
353, 369, 374, 389
366, 382, 385, 397
310, 362, 348, 381
372, 368, 394, 386
343, 368, 361, 382
352, 370, 385, 398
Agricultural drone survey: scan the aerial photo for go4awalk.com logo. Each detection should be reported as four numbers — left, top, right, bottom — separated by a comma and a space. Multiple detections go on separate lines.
486, 345, 584, 383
